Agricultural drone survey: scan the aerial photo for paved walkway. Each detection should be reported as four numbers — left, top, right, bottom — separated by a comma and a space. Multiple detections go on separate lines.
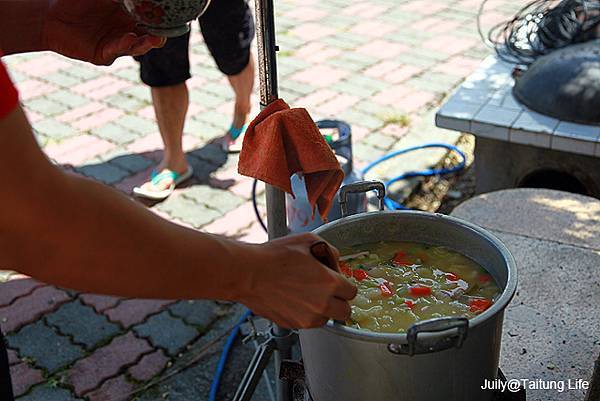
452, 189, 600, 401
2, 0, 521, 399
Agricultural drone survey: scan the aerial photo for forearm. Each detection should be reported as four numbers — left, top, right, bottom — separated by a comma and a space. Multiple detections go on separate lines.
0, 106, 263, 301
0, 0, 49, 55
24, 173, 259, 300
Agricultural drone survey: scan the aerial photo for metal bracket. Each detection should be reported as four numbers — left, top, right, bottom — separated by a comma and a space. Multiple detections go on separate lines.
233, 327, 298, 401
387, 317, 469, 356
339, 180, 385, 217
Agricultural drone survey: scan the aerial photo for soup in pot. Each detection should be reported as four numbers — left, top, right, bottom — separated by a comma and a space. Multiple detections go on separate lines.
339, 241, 501, 333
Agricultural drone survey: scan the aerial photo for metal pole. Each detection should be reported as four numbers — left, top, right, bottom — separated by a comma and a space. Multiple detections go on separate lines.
253, 0, 293, 401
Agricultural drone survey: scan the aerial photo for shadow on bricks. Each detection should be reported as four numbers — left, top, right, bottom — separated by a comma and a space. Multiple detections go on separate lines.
62, 143, 229, 205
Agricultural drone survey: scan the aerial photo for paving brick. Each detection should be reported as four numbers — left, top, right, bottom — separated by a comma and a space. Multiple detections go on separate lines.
432, 55, 482, 76
16, 79, 58, 101
202, 202, 257, 236
42, 70, 82, 88
356, 40, 409, 59
181, 185, 244, 215
113, 115, 156, 136
362, 131, 396, 151
238, 222, 269, 244
109, 154, 153, 173
187, 143, 227, 166
338, 109, 384, 130
157, 194, 222, 228
294, 42, 342, 63
381, 124, 410, 139
91, 123, 139, 145
86, 375, 136, 401
10, 362, 44, 397
133, 311, 198, 356
294, 89, 338, 109
104, 299, 174, 328
46, 90, 90, 108
67, 332, 152, 396
289, 22, 336, 41
44, 135, 116, 166
126, 133, 164, 154
104, 93, 147, 112
7, 348, 20, 365
56, 102, 105, 124
14, 54, 72, 78
72, 76, 126, 97
372, 85, 413, 106
77, 163, 130, 185
189, 92, 224, 109
113, 166, 154, 195
79, 294, 121, 313
25, 97, 70, 116
399, 1, 448, 15
45, 300, 121, 350
64, 65, 102, 81
34, 118, 76, 140
423, 35, 477, 56
128, 349, 169, 382
318, 94, 360, 116
292, 65, 349, 87
7, 321, 84, 373
169, 301, 221, 329
16, 384, 83, 401
0, 286, 70, 333
113, 67, 140, 83
186, 156, 222, 182
392, 90, 436, 113
350, 20, 397, 37
71, 108, 124, 131
0, 276, 45, 307
282, 6, 327, 21
122, 86, 152, 103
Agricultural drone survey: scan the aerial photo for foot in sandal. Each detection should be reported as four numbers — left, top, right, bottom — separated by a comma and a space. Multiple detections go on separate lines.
133, 165, 194, 200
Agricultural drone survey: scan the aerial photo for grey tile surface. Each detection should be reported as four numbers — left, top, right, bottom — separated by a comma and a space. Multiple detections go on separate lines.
509, 128, 552, 148
436, 55, 600, 161
512, 109, 559, 134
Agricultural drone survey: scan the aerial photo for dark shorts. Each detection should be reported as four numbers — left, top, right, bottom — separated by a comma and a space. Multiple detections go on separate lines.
135, 0, 255, 87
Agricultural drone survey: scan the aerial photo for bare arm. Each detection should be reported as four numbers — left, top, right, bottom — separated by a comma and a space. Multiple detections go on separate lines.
0, 1, 48, 55
0, 0, 163, 65
0, 106, 356, 327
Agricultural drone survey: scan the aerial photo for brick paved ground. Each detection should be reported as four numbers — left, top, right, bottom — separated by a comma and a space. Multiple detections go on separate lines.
1, 0, 521, 399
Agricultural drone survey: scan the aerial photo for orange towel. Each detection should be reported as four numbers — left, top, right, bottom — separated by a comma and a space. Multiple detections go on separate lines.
238, 99, 344, 220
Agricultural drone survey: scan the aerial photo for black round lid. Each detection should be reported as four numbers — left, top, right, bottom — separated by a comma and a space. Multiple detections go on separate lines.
513, 40, 600, 125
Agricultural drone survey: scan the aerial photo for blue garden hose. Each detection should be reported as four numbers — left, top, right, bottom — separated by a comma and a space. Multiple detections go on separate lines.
209, 309, 253, 401
361, 143, 467, 210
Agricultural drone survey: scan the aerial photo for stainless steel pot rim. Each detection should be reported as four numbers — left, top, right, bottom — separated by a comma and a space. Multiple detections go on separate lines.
312, 210, 518, 345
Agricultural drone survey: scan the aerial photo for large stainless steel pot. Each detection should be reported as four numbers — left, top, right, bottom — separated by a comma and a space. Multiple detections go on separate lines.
300, 181, 517, 401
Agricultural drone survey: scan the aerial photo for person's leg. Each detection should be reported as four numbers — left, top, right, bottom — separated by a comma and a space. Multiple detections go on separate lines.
133, 33, 193, 198
151, 83, 189, 174
200, 0, 255, 147
227, 53, 255, 130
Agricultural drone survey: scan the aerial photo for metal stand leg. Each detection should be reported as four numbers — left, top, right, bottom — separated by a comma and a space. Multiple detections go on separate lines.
233, 327, 297, 401
236, 0, 296, 400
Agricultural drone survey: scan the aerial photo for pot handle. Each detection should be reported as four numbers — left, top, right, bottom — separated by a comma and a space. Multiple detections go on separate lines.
339, 180, 385, 217
387, 317, 469, 356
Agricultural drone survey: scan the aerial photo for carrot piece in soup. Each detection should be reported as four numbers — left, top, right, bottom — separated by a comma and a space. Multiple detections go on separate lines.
409, 285, 432, 296
469, 299, 492, 313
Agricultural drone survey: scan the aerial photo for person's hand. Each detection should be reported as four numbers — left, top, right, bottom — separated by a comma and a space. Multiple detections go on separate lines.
238, 233, 357, 329
43, 0, 165, 66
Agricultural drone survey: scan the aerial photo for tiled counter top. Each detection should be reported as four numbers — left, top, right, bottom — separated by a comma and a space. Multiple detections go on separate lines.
435, 56, 600, 157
